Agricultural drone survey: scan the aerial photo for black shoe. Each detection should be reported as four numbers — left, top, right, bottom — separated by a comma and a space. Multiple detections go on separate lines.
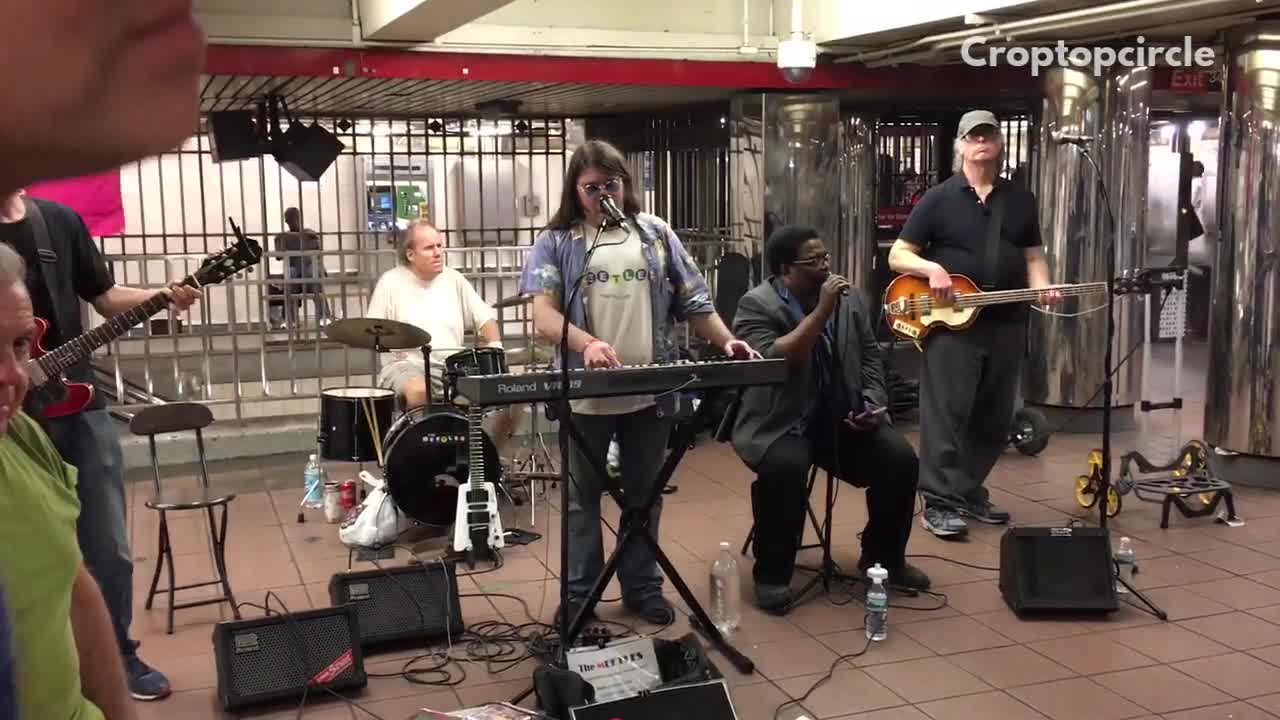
623, 594, 675, 625
959, 500, 1011, 525
857, 560, 932, 592
125, 652, 171, 701
555, 599, 596, 629
754, 583, 792, 614
922, 506, 969, 539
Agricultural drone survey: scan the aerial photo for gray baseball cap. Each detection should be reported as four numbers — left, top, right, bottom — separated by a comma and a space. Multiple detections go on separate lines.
957, 110, 999, 139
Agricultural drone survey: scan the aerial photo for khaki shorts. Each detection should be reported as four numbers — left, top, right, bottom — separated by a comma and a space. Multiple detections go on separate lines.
378, 359, 446, 402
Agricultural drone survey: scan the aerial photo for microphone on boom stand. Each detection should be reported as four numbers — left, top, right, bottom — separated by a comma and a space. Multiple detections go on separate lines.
600, 196, 627, 228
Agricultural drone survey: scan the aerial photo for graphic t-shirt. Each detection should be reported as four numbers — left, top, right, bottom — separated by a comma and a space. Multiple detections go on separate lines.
576, 224, 654, 416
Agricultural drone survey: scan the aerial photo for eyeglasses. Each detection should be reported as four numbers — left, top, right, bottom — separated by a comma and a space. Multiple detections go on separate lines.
793, 252, 830, 267
580, 179, 623, 198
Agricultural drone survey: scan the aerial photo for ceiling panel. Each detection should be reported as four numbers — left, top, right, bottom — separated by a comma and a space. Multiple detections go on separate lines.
199, 74, 738, 116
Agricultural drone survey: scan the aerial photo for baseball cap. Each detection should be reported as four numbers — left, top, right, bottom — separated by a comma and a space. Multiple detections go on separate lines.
956, 110, 999, 139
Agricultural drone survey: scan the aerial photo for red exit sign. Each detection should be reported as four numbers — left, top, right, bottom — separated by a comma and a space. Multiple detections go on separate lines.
1168, 69, 1220, 94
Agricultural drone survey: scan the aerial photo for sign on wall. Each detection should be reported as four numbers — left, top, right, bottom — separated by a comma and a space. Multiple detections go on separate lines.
27, 169, 125, 237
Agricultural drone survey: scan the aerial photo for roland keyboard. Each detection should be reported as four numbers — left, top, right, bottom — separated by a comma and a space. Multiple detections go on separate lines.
453, 358, 787, 406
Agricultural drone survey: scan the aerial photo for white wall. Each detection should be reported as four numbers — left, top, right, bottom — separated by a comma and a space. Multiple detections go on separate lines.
95, 121, 575, 331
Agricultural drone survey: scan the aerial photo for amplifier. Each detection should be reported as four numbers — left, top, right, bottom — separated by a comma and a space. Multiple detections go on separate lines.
999, 526, 1118, 614
212, 604, 367, 711
568, 679, 736, 720
328, 560, 464, 649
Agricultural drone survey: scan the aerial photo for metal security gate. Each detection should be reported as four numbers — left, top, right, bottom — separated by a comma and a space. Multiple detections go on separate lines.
97, 115, 575, 421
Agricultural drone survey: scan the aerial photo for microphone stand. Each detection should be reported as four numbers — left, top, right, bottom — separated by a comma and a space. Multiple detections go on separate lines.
1073, 143, 1168, 621
555, 219, 610, 643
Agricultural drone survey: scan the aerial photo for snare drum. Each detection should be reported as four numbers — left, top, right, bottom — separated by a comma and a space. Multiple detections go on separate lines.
443, 347, 509, 404
382, 406, 503, 526
319, 387, 395, 463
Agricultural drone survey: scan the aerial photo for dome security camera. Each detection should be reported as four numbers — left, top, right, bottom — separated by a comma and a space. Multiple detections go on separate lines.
777, 36, 816, 84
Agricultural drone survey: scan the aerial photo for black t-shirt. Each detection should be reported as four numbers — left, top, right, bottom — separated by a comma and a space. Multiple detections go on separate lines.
900, 174, 1041, 322
0, 198, 115, 410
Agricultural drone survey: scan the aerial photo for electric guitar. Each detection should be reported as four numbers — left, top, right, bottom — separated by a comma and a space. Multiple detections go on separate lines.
882, 273, 1108, 345
24, 220, 264, 419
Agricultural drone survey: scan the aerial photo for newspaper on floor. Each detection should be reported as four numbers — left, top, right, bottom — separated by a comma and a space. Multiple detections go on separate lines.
565, 635, 662, 704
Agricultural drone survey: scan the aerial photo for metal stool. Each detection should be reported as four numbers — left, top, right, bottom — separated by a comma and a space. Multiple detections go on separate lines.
130, 402, 240, 634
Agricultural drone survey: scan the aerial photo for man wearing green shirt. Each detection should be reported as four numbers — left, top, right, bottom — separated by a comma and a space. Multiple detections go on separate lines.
0, 246, 135, 719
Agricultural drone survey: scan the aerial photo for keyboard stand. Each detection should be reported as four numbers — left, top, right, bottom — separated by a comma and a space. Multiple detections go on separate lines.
512, 393, 755, 704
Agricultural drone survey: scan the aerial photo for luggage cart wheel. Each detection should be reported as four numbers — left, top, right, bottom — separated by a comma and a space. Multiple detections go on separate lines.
1011, 407, 1051, 456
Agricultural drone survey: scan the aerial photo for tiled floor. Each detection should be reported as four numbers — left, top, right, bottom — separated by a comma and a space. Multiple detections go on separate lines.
120, 377, 1280, 719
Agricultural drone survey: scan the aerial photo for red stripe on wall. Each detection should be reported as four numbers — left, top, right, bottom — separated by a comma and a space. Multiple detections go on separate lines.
205, 45, 1040, 93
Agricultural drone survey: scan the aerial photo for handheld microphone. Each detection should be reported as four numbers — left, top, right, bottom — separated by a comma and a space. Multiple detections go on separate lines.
599, 196, 627, 227
1053, 132, 1094, 146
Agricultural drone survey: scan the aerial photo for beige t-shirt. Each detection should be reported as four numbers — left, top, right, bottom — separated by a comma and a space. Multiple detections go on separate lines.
366, 265, 498, 377
575, 224, 655, 415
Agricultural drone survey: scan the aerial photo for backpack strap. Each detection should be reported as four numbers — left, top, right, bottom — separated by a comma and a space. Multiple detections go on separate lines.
23, 197, 66, 330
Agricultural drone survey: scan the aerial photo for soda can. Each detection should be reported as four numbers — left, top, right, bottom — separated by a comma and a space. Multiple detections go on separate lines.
340, 479, 358, 510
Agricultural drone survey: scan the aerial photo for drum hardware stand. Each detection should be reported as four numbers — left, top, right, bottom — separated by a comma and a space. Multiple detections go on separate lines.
1068, 142, 1167, 622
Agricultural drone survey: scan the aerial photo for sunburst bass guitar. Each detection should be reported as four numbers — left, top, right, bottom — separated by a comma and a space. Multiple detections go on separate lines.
882, 273, 1107, 345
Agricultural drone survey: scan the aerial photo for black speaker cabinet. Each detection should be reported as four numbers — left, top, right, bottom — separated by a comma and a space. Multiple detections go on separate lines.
568, 679, 737, 720
207, 110, 262, 162
1000, 526, 1118, 614
277, 123, 345, 182
328, 560, 464, 649
212, 604, 367, 711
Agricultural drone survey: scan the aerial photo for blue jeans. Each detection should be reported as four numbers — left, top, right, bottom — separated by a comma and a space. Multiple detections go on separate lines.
44, 410, 134, 658
565, 406, 674, 604
0, 586, 14, 720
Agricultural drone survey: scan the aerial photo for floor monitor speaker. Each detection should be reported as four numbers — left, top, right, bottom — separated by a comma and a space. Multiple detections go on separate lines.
999, 526, 1118, 614
328, 560, 463, 649
212, 604, 366, 711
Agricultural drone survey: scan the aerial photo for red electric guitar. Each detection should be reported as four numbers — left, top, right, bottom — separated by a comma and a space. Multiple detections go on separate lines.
24, 221, 263, 419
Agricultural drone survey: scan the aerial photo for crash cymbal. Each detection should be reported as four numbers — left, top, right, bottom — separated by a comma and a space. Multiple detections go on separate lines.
506, 345, 555, 366
325, 318, 431, 351
494, 293, 532, 309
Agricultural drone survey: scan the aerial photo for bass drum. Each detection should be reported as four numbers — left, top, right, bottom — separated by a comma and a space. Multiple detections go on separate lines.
382, 406, 502, 527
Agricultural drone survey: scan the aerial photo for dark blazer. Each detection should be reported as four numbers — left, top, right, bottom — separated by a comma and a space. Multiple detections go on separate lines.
729, 279, 888, 469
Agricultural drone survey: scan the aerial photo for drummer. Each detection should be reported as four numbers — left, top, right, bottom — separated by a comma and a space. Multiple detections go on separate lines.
366, 220, 518, 456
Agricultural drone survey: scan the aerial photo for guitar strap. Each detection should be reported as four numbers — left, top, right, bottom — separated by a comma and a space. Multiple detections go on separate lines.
23, 197, 67, 332
980, 186, 1005, 291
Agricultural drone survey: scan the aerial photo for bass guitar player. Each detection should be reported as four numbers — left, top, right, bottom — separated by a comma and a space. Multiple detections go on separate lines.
887, 110, 1062, 540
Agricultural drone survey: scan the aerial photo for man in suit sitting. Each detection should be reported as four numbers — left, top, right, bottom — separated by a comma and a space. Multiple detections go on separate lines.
729, 225, 929, 612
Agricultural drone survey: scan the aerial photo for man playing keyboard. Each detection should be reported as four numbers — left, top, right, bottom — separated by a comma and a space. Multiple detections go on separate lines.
520, 140, 757, 627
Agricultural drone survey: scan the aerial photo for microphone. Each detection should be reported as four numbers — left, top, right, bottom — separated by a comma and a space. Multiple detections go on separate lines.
1053, 132, 1094, 146
599, 196, 627, 227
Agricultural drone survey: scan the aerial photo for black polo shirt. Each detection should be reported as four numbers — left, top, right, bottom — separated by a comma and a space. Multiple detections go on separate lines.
0, 198, 115, 410
899, 173, 1041, 322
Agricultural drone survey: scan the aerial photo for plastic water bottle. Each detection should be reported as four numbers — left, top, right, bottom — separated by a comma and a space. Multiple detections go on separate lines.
1115, 537, 1136, 594
303, 454, 325, 509
709, 542, 741, 634
865, 564, 889, 641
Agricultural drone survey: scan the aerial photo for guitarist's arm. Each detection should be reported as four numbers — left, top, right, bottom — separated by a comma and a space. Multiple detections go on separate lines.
90, 283, 200, 318
888, 239, 954, 302
1024, 246, 1064, 306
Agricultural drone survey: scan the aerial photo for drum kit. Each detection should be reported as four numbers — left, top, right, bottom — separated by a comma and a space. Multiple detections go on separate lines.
315, 316, 554, 553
